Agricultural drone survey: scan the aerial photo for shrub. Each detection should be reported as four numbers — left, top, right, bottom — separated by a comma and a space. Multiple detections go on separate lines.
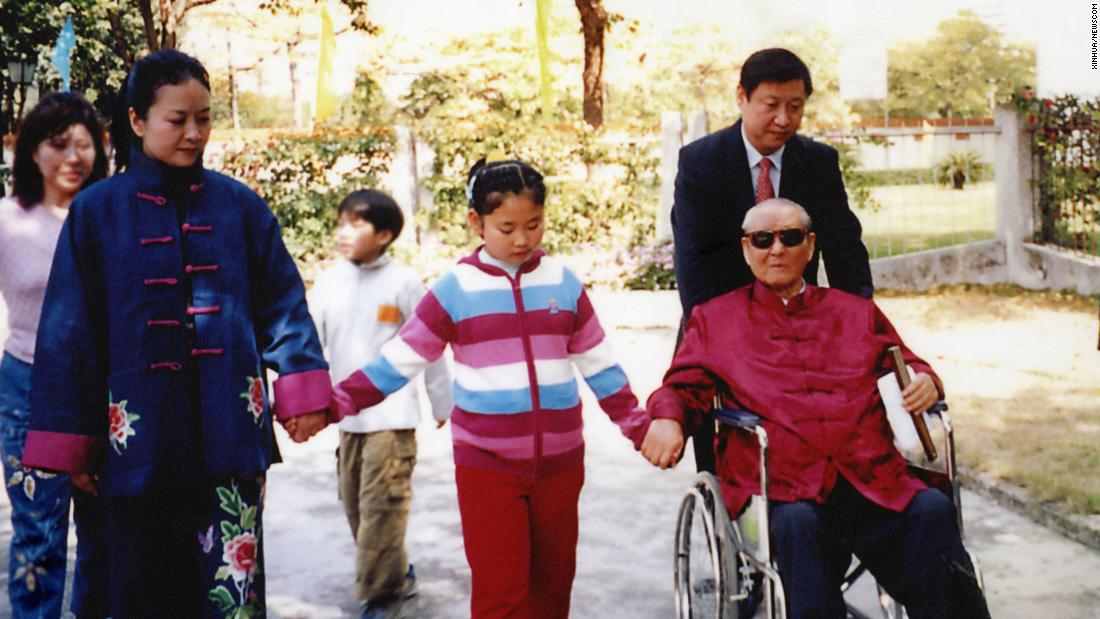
933, 151, 984, 190
218, 128, 395, 264
621, 239, 676, 290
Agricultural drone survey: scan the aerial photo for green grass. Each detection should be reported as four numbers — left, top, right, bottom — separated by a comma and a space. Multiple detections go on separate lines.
879, 286, 1100, 514
855, 182, 996, 259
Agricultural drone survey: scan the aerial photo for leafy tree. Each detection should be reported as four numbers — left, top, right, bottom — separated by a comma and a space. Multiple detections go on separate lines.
1, 0, 147, 124
395, 26, 657, 256
874, 10, 1035, 119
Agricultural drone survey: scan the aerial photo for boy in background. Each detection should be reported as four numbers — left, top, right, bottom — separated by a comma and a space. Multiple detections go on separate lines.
310, 190, 453, 619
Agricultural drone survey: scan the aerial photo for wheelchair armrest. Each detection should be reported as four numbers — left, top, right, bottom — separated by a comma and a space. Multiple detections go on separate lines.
715, 408, 761, 429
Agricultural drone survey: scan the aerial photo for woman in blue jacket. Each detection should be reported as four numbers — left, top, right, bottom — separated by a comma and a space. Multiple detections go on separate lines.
21, 49, 330, 617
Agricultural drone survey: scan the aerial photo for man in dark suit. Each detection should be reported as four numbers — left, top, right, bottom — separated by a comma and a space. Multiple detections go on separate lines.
672, 48, 873, 472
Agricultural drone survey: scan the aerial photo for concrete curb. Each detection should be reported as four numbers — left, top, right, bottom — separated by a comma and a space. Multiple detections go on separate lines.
959, 465, 1100, 552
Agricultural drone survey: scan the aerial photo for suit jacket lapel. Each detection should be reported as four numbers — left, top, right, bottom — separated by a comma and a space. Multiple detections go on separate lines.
726, 120, 755, 211
777, 135, 824, 278
778, 134, 802, 200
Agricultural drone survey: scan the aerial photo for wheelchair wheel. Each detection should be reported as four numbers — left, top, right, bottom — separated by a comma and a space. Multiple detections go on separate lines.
674, 473, 740, 619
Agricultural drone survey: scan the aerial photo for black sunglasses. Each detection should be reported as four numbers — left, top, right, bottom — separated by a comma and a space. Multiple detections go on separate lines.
745, 228, 809, 250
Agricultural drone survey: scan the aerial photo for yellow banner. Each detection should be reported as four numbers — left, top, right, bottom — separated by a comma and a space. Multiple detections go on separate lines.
315, 6, 337, 123
535, 0, 553, 118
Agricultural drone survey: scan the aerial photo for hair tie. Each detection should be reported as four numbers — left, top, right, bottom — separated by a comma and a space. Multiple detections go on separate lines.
466, 172, 479, 202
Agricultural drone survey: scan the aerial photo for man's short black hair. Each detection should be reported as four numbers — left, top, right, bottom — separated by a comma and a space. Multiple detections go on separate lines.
739, 48, 813, 100
337, 189, 404, 251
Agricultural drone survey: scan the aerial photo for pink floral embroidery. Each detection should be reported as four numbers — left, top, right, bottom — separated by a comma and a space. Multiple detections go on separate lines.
108, 393, 140, 454
209, 482, 261, 616
222, 532, 258, 583
239, 377, 264, 426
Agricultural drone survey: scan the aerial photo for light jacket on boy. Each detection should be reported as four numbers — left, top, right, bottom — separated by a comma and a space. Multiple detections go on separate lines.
310, 255, 452, 430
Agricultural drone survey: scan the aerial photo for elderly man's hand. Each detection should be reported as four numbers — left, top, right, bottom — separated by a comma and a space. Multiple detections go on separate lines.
641, 418, 684, 469
902, 372, 939, 415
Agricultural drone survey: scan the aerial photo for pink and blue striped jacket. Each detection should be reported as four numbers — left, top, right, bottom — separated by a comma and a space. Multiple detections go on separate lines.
331, 248, 651, 477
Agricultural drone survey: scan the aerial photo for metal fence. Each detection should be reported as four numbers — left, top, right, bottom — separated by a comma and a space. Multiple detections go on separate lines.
819, 122, 999, 259
1027, 100, 1100, 256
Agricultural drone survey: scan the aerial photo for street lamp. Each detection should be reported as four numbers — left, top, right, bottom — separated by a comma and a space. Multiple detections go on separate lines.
7, 58, 36, 131
1, 58, 35, 186
6, 60, 36, 87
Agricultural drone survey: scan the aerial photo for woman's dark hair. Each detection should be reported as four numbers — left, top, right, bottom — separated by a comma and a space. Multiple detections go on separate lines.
465, 158, 546, 216
739, 48, 813, 99
337, 189, 405, 251
111, 48, 210, 171
11, 92, 109, 209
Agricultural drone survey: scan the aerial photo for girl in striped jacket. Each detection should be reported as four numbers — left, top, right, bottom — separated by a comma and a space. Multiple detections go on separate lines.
329, 158, 651, 619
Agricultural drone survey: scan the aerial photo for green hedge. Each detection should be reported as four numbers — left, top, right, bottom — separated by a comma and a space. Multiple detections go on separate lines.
218, 128, 395, 264
852, 164, 994, 187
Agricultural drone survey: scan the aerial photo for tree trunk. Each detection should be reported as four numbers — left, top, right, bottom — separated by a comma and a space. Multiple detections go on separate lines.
106, 10, 136, 68
227, 38, 240, 130
161, 0, 178, 49
574, 0, 606, 129
139, 0, 159, 51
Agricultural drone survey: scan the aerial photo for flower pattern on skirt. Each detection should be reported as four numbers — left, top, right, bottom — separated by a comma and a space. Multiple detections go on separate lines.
239, 377, 265, 427
5, 454, 57, 501
207, 482, 261, 617
12, 551, 48, 593
108, 392, 140, 454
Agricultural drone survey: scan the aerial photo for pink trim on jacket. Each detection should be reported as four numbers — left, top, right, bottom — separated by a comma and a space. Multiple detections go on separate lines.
21, 430, 103, 474
273, 369, 332, 419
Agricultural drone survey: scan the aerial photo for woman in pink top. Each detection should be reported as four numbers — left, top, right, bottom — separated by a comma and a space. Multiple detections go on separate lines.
0, 93, 108, 619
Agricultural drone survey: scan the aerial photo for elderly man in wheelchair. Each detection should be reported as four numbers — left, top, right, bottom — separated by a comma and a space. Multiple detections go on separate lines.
642, 198, 990, 619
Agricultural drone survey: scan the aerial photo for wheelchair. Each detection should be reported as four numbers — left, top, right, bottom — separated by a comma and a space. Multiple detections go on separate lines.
673, 402, 983, 619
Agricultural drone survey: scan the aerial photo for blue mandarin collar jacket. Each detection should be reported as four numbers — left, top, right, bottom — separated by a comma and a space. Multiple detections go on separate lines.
22, 148, 330, 496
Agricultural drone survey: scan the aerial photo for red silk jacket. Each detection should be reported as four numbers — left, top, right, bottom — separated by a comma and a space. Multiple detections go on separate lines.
648, 282, 933, 515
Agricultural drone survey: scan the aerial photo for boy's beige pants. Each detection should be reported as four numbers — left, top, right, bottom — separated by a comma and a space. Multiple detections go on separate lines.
337, 428, 417, 603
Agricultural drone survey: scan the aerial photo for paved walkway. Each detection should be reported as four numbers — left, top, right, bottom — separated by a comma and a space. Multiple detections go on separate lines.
1, 291, 1099, 617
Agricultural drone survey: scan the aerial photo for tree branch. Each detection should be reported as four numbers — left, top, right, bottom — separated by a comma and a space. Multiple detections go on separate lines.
185, 0, 220, 11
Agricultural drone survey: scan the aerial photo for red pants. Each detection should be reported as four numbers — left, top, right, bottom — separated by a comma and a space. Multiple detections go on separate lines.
455, 465, 585, 619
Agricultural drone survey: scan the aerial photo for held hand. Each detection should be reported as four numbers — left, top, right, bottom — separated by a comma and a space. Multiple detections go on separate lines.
901, 372, 939, 416
70, 472, 97, 495
281, 416, 298, 436
289, 410, 328, 443
641, 418, 684, 470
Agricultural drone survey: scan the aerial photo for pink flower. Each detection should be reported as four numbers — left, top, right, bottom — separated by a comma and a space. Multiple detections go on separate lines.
222, 532, 258, 583
107, 397, 139, 453
240, 377, 265, 424
109, 403, 126, 440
